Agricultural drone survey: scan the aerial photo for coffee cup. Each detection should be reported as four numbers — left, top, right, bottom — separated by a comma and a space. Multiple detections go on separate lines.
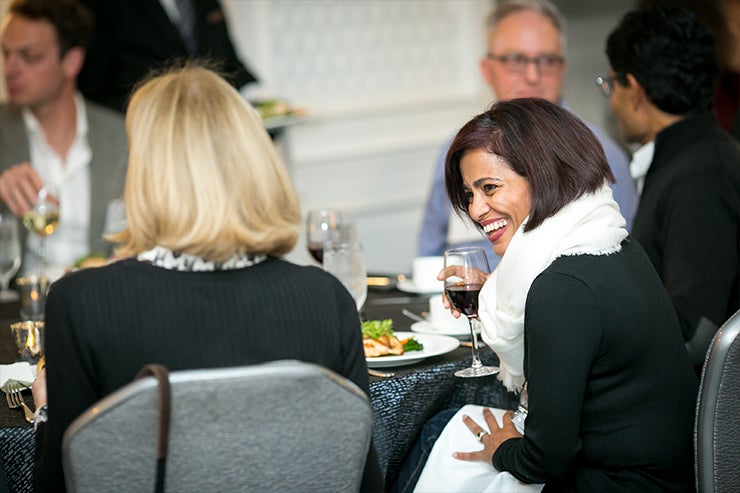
10, 321, 45, 364
428, 294, 469, 330
410, 256, 444, 292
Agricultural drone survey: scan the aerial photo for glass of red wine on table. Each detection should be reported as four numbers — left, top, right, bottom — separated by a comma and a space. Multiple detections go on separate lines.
443, 246, 499, 378
306, 210, 360, 263
306, 209, 344, 264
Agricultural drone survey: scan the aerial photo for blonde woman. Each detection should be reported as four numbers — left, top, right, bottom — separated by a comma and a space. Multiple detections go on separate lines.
32, 66, 381, 492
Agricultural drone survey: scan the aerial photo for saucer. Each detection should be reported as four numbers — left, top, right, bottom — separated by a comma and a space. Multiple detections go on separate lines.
397, 278, 443, 295
410, 320, 479, 340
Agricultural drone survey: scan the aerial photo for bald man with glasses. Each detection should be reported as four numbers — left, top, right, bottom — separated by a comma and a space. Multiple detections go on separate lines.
418, 0, 637, 269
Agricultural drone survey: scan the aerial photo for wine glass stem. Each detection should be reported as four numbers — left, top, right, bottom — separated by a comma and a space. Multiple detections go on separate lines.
39, 236, 46, 279
467, 317, 484, 369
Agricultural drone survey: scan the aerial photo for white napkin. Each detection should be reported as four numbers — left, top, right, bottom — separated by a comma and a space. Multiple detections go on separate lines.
0, 362, 35, 390
414, 405, 544, 493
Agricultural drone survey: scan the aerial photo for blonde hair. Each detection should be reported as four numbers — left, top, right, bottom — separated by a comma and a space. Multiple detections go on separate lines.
111, 65, 301, 261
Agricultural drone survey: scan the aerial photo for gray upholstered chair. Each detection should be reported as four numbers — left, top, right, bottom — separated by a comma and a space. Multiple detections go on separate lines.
62, 360, 373, 493
695, 309, 740, 493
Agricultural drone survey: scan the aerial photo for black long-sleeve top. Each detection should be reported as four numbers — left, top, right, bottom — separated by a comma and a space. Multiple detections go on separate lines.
632, 113, 740, 341
493, 239, 698, 492
34, 256, 382, 492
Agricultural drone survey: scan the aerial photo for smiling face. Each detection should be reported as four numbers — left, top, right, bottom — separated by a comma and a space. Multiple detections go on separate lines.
480, 10, 566, 102
461, 148, 531, 256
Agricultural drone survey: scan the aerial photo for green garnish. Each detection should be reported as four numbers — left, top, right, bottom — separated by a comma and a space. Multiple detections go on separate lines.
403, 338, 424, 352
361, 319, 394, 339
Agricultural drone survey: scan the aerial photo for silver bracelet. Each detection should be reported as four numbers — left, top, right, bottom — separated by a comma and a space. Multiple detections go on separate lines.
33, 404, 48, 431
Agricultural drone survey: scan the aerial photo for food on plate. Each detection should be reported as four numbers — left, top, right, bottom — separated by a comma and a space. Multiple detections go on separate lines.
361, 319, 424, 358
73, 254, 109, 269
251, 98, 305, 120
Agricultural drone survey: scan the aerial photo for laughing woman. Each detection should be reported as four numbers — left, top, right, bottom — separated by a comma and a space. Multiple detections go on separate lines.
406, 98, 698, 492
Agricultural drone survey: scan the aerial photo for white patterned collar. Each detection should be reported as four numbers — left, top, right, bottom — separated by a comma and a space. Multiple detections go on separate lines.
137, 246, 266, 272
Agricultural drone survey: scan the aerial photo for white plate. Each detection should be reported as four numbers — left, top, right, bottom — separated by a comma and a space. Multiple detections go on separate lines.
397, 278, 443, 295
409, 320, 479, 340
366, 332, 460, 368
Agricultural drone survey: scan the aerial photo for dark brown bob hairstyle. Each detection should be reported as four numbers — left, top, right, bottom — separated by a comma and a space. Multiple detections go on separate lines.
445, 98, 615, 232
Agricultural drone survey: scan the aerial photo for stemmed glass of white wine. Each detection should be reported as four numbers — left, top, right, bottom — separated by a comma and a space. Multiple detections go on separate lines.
22, 188, 59, 279
0, 210, 21, 302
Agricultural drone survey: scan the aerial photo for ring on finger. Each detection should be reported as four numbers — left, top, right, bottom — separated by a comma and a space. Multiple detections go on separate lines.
476, 430, 489, 442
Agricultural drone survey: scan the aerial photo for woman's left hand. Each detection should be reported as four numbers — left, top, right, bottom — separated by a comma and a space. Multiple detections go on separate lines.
32, 366, 47, 409
453, 409, 522, 463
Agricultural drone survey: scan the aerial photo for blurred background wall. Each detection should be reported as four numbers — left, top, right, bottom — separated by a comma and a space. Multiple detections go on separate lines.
0, 0, 633, 274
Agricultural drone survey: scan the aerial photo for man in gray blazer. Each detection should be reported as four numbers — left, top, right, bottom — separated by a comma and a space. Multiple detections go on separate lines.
0, 0, 127, 277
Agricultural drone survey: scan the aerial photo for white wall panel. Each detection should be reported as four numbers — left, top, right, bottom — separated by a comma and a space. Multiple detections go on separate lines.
224, 0, 491, 273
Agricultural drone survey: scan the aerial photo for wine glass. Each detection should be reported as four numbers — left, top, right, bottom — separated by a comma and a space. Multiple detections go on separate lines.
443, 246, 499, 378
305, 209, 343, 264
323, 237, 367, 311
22, 188, 59, 279
0, 211, 21, 302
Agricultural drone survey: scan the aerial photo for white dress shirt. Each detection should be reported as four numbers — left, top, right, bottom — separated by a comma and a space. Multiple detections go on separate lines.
22, 93, 91, 280
629, 141, 655, 196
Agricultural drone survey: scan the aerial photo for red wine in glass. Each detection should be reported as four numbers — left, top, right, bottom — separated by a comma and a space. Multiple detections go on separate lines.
305, 209, 343, 265
307, 244, 324, 263
443, 246, 499, 378
445, 282, 484, 318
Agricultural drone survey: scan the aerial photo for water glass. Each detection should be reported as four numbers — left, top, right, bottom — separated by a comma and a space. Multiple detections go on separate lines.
323, 239, 367, 311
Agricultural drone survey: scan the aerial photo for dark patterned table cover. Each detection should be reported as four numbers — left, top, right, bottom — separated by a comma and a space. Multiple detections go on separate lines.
0, 427, 33, 493
369, 346, 516, 490
1, 300, 33, 493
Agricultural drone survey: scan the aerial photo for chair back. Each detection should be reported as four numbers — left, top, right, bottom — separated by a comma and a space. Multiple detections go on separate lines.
62, 360, 373, 493
695, 309, 740, 493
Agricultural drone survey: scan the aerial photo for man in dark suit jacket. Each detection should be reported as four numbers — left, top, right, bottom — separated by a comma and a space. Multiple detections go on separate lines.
605, 3, 740, 367
78, 0, 257, 112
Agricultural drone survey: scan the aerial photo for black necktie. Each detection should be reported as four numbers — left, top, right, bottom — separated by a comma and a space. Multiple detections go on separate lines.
175, 0, 198, 54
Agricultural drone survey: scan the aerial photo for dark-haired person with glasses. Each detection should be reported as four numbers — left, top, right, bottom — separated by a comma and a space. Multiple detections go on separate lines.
602, 2, 740, 371
418, 0, 637, 270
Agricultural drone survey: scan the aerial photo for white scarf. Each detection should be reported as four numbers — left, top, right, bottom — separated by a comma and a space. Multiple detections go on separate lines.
478, 184, 628, 392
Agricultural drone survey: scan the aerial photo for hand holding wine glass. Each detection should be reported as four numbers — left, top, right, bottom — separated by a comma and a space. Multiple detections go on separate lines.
443, 246, 499, 378
0, 211, 21, 302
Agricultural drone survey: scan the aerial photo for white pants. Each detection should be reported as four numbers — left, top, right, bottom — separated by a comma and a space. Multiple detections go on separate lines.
414, 405, 544, 493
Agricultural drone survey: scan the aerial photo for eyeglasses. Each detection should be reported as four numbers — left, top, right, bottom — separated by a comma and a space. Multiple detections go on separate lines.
486, 53, 565, 75
595, 75, 614, 98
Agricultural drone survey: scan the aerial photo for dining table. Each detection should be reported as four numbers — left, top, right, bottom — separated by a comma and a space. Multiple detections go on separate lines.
362, 281, 517, 490
0, 298, 35, 493
0, 276, 518, 492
